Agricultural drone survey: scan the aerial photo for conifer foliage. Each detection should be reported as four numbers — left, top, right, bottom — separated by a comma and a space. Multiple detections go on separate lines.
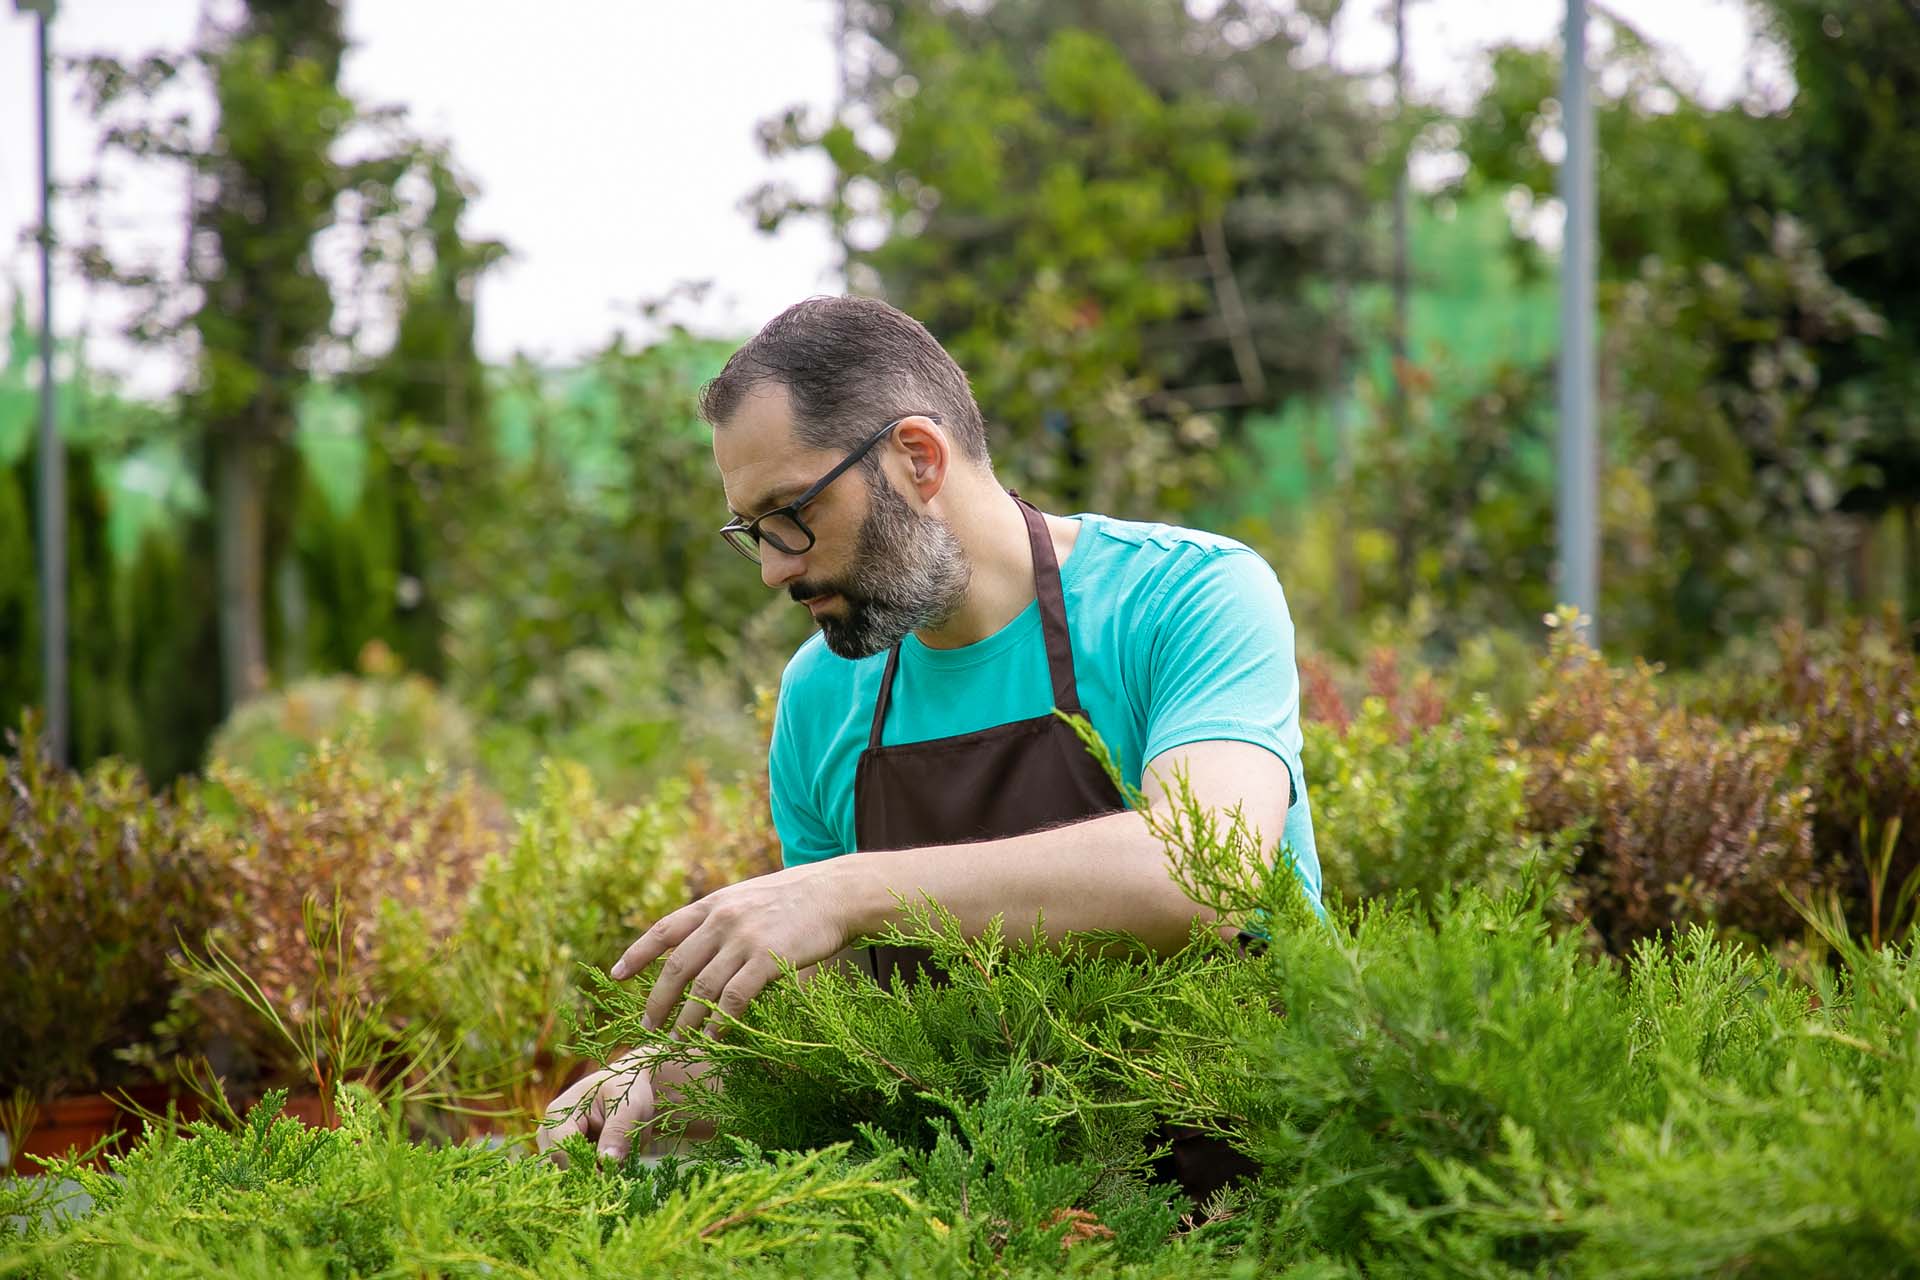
6, 739, 1919, 1276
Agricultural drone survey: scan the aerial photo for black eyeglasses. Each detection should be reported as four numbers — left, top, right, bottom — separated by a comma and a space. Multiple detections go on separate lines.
718, 413, 940, 563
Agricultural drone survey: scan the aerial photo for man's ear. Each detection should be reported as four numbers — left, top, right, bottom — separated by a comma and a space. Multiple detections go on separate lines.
892, 415, 950, 502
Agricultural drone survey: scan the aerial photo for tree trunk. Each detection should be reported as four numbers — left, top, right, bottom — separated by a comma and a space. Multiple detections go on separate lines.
1845, 515, 1873, 612
1905, 503, 1920, 641
215, 437, 270, 711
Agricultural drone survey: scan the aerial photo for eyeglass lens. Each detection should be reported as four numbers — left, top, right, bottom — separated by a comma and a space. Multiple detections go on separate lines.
726, 511, 812, 562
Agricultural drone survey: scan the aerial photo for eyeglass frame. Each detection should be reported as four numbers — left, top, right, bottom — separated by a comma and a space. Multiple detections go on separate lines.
717, 412, 942, 563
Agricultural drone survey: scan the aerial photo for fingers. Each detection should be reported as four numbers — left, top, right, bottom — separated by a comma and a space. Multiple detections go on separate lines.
644, 922, 730, 1031
611, 903, 708, 981
704, 953, 782, 1039
536, 1072, 606, 1160
594, 1061, 656, 1162
672, 948, 747, 1038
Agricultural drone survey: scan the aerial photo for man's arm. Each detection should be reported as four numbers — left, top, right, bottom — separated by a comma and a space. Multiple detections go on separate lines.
833, 737, 1288, 954
611, 737, 1290, 1035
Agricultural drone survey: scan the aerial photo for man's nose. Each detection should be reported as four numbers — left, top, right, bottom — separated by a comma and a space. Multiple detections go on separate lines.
761, 543, 806, 590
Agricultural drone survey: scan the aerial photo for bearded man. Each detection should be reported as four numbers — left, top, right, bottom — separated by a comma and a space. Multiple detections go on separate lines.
538, 296, 1321, 1192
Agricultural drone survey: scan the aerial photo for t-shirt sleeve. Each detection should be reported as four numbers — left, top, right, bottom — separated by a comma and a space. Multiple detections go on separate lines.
1137, 547, 1306, 816
769, 666, 844, 868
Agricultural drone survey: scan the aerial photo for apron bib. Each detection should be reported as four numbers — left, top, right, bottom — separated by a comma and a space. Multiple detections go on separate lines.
849, 494, 1255, 1205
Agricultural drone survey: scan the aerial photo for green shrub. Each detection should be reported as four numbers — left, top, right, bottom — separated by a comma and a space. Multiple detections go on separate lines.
207, 664, 478, 785
1365, 930, 1920, 1277
382, 761, 692, 1129
1522, 615, 1815, 951
8, 741, 1920, 1276
0, 714, 229, 1103
1241, 891, 1638, 1257
1, 1082, 1225, 1278
1307, 694, 1572, 908
465, 596, 771, 809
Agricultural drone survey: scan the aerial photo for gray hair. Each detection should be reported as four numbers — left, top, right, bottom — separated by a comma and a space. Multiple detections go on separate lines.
698, 296, 990, 466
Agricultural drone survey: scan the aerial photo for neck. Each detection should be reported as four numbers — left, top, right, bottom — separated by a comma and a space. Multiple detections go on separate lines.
915, 477, 1057, 649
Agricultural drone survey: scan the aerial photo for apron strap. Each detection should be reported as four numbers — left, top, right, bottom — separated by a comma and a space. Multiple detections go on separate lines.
867, 643, 903, 750
1014, 495, 1084, 714
867, 491, 1083, 749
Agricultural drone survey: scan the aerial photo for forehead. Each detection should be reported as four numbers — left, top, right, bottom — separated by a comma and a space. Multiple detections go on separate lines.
712, 382, 839, 514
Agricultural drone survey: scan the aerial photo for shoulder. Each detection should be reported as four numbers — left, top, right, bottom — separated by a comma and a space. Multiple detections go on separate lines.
1071, 511, 1266, 563
1068, 512, 1279, 602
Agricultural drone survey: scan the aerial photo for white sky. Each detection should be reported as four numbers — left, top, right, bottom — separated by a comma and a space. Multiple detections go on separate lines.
0, 0, 1775, 398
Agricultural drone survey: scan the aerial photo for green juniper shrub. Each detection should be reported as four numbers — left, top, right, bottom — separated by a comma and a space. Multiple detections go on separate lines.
1620, 923, 1813, 1100
1362, 926, 1920, 1278
12, 902, 1915, 1277
0, 713, 231, 1108
3, 1083, 1236, 1277
573, 901, 1283, 1182
1521, 612, 1815, 952
568, 723, 1319, 1217
1, 1085, 632, 1274
877, 1066, 1192, 1268
1239, 888, 1639, 1262
10, 708, 1920, 1275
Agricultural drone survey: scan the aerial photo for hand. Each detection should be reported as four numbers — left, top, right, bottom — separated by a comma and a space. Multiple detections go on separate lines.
610, 861, 862, 1037
536, 1051, 659, 1163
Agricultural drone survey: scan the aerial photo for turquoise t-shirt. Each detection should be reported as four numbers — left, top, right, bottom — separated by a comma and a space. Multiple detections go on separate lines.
768, 512, 1322, 906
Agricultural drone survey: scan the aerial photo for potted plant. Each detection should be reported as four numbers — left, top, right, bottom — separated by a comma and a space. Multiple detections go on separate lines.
0, 715, 228, 1172
173, 735, 505, 1126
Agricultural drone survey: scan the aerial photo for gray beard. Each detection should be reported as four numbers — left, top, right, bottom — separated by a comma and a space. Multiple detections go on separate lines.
792, 475, 972, 661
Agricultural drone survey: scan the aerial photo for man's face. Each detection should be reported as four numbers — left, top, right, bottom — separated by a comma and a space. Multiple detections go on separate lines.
714, 384, 970, 659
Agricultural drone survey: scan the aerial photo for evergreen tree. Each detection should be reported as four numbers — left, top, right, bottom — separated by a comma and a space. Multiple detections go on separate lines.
75, 1, 483, 712
752, 0, 1384, 513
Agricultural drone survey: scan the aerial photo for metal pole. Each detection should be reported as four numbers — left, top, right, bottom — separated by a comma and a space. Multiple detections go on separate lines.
1557, 0, 1599, 640
834, 0, 853, 286
26, 0, 67, 761
1390, 0, 1409, 383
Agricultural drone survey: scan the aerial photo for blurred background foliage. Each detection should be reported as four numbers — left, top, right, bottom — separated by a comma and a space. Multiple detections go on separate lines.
1, 0, 1915, 797
4, 0, 1920, 1154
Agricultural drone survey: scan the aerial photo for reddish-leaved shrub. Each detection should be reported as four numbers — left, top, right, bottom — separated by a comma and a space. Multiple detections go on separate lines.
1522, 616, 1815, 951
1697, 613, 1920, 940
1298, 645, 1449, 742
186, 738, 509, 1089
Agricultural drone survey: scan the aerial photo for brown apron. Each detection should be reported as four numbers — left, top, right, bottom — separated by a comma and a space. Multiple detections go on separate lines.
850, 494, 1257, 1207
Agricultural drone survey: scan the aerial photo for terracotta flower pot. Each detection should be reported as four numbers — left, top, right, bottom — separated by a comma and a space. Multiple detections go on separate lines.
277, 1091, 341, 1129
6, 1086, 202, 1175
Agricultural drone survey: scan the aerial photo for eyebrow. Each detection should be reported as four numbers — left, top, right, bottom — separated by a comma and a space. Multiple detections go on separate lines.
729, 483, 808, 521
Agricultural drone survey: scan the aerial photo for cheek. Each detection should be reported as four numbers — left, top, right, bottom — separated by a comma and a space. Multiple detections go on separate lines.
812, 496, 870, 560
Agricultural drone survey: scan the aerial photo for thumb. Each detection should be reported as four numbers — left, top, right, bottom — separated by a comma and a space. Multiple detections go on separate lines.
597, 1063, 656, 1162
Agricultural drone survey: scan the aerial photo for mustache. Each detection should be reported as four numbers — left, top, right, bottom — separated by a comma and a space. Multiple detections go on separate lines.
789, 581, 843, 604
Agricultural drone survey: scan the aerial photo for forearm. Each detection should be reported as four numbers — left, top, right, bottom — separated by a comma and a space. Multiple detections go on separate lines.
828, 808, 1216, 955
609, 740, 1288, 1041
